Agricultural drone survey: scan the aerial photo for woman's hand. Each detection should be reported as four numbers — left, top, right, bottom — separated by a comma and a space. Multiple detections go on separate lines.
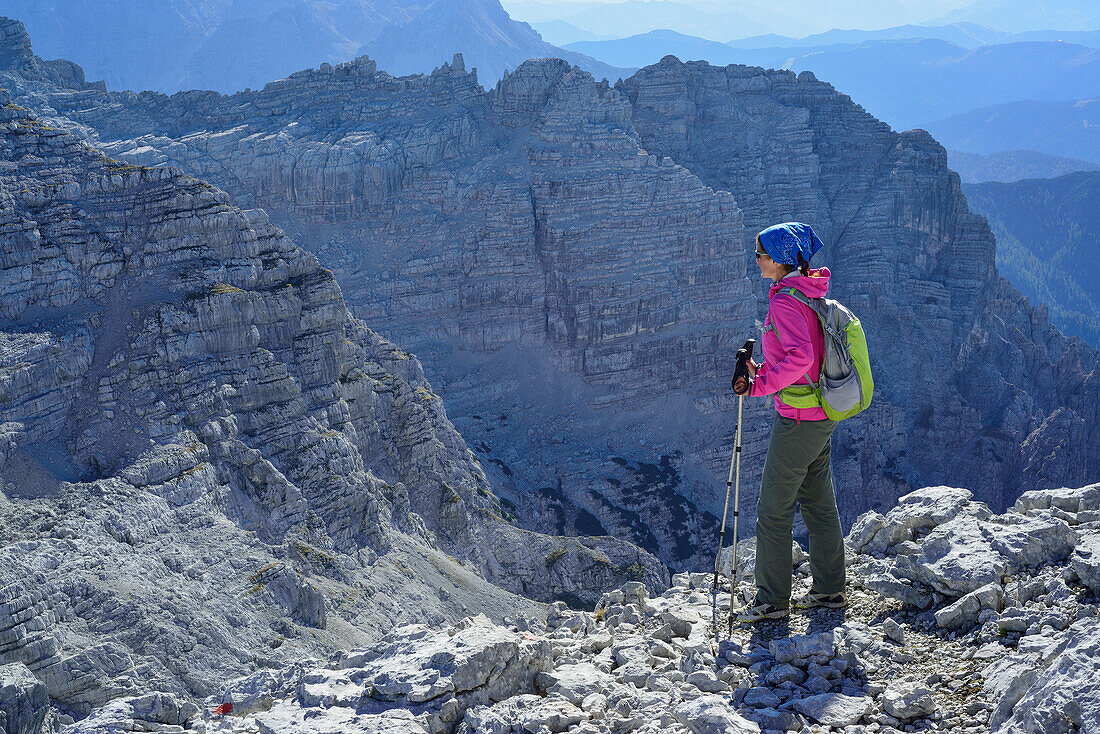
732, 360, 758, 395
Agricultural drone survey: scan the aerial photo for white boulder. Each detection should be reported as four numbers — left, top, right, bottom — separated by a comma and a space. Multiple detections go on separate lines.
896, 513, 1076, 596
674, 694, 760, 734
988, 617, 1100, 733
881, 681, 937, 719
788, 692, 872, 727
0, 664, 48, 734
935, 582, 1004, 629
769, 631, 835, 665
460, 694, 586, 734
256, 703, 428, 734
1070, 530, 1100, 594
535, 663, 613, 705
848, 486, 980, 555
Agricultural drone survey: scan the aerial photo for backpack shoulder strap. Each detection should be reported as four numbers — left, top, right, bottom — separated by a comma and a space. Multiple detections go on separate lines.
781, 287, 826, 317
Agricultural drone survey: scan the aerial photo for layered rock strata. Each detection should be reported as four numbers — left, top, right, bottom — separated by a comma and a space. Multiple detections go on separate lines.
2, 18, 1097, 570
7, 46, 746, 569
618, 58, 1100, 515
0, 89, 665, 720
62, 481, 1100, 734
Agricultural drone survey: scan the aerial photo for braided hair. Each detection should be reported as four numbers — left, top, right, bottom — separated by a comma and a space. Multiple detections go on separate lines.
778, 253, 811, 277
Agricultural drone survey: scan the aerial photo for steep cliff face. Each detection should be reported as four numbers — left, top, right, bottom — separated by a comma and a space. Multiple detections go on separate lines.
4, 18, 1096, 569
6, 43, 748, 568
0, 85, 668, 715
616, 58, 1100, 510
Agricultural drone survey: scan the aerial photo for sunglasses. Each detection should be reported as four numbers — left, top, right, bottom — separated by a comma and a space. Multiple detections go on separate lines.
754, 250, 768, 259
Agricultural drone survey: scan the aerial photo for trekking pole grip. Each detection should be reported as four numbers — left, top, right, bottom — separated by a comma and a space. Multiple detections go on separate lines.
733, 339, 755, 385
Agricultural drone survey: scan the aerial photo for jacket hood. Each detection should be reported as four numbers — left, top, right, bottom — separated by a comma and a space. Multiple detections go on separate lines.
768, 266, 830, 300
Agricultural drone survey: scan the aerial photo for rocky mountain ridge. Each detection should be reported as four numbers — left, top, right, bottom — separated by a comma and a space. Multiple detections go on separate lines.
2, 15, 1095, 571
564, 36, 1100, 131
0, 80, 666, 726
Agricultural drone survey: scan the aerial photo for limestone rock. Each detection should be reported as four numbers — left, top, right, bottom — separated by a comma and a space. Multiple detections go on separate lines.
881, 618, 906, 644
255, 704, 429, 734
898, 512, 1077, 596
62, 692, 198, 734
769, 632, 835, 665
743, 686, 781, 708
1071, 530, 1100, 594
535, 663, 613, 704
674, 694, 760, 734
857, 489, 1082, 604
788, 692, 872, 727
862, 570, 935, 609
209, 616, 560, 733
0, 663, 47, 734
0, 17, 100, 91
337, 615, 551, 706
987, 617, 1100, 733
685, 669, 729, 693
460, 694, 586, 734
935, 582, 1004, 629
882, 681, 937, 719
1014, 483, 1100, 517
47, 490, 1100, 734
847, 486, 982, 556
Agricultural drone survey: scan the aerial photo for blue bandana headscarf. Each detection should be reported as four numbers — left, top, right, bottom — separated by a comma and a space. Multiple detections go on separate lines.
757, 222, 824, 266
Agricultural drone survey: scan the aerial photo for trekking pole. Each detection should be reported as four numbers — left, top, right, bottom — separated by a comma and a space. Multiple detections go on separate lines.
713, 339, 754, 634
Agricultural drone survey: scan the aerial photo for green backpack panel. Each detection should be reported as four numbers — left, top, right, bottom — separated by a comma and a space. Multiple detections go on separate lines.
775, 288, 873, 421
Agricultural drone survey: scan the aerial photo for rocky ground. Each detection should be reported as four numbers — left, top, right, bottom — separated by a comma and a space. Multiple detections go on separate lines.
7, 481, 1089, 734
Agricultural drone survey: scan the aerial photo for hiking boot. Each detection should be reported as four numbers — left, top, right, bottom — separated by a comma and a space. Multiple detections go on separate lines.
793, 591, 847, 610
736, 600, 789, 623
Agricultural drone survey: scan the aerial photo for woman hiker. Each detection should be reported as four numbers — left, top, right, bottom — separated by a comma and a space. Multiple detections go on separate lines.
731, 222, 847, 623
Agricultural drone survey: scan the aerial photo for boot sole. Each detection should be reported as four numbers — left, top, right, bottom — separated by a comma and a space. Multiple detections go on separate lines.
737, 610, 790, 623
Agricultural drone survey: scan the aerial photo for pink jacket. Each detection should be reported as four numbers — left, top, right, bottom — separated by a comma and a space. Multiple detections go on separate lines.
749, 267, 830, 421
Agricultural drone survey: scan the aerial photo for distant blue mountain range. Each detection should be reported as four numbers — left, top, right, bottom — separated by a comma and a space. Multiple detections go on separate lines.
947, 149, 1100, 183
929, 0, 1100, 34
726, 23, 1100, 49
513, 0, 1100, 43
929, 98, 1100, 164
512, 0, 812, 43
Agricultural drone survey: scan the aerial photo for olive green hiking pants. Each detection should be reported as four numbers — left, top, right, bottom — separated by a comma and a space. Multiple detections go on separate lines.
755, 414, 845, 608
